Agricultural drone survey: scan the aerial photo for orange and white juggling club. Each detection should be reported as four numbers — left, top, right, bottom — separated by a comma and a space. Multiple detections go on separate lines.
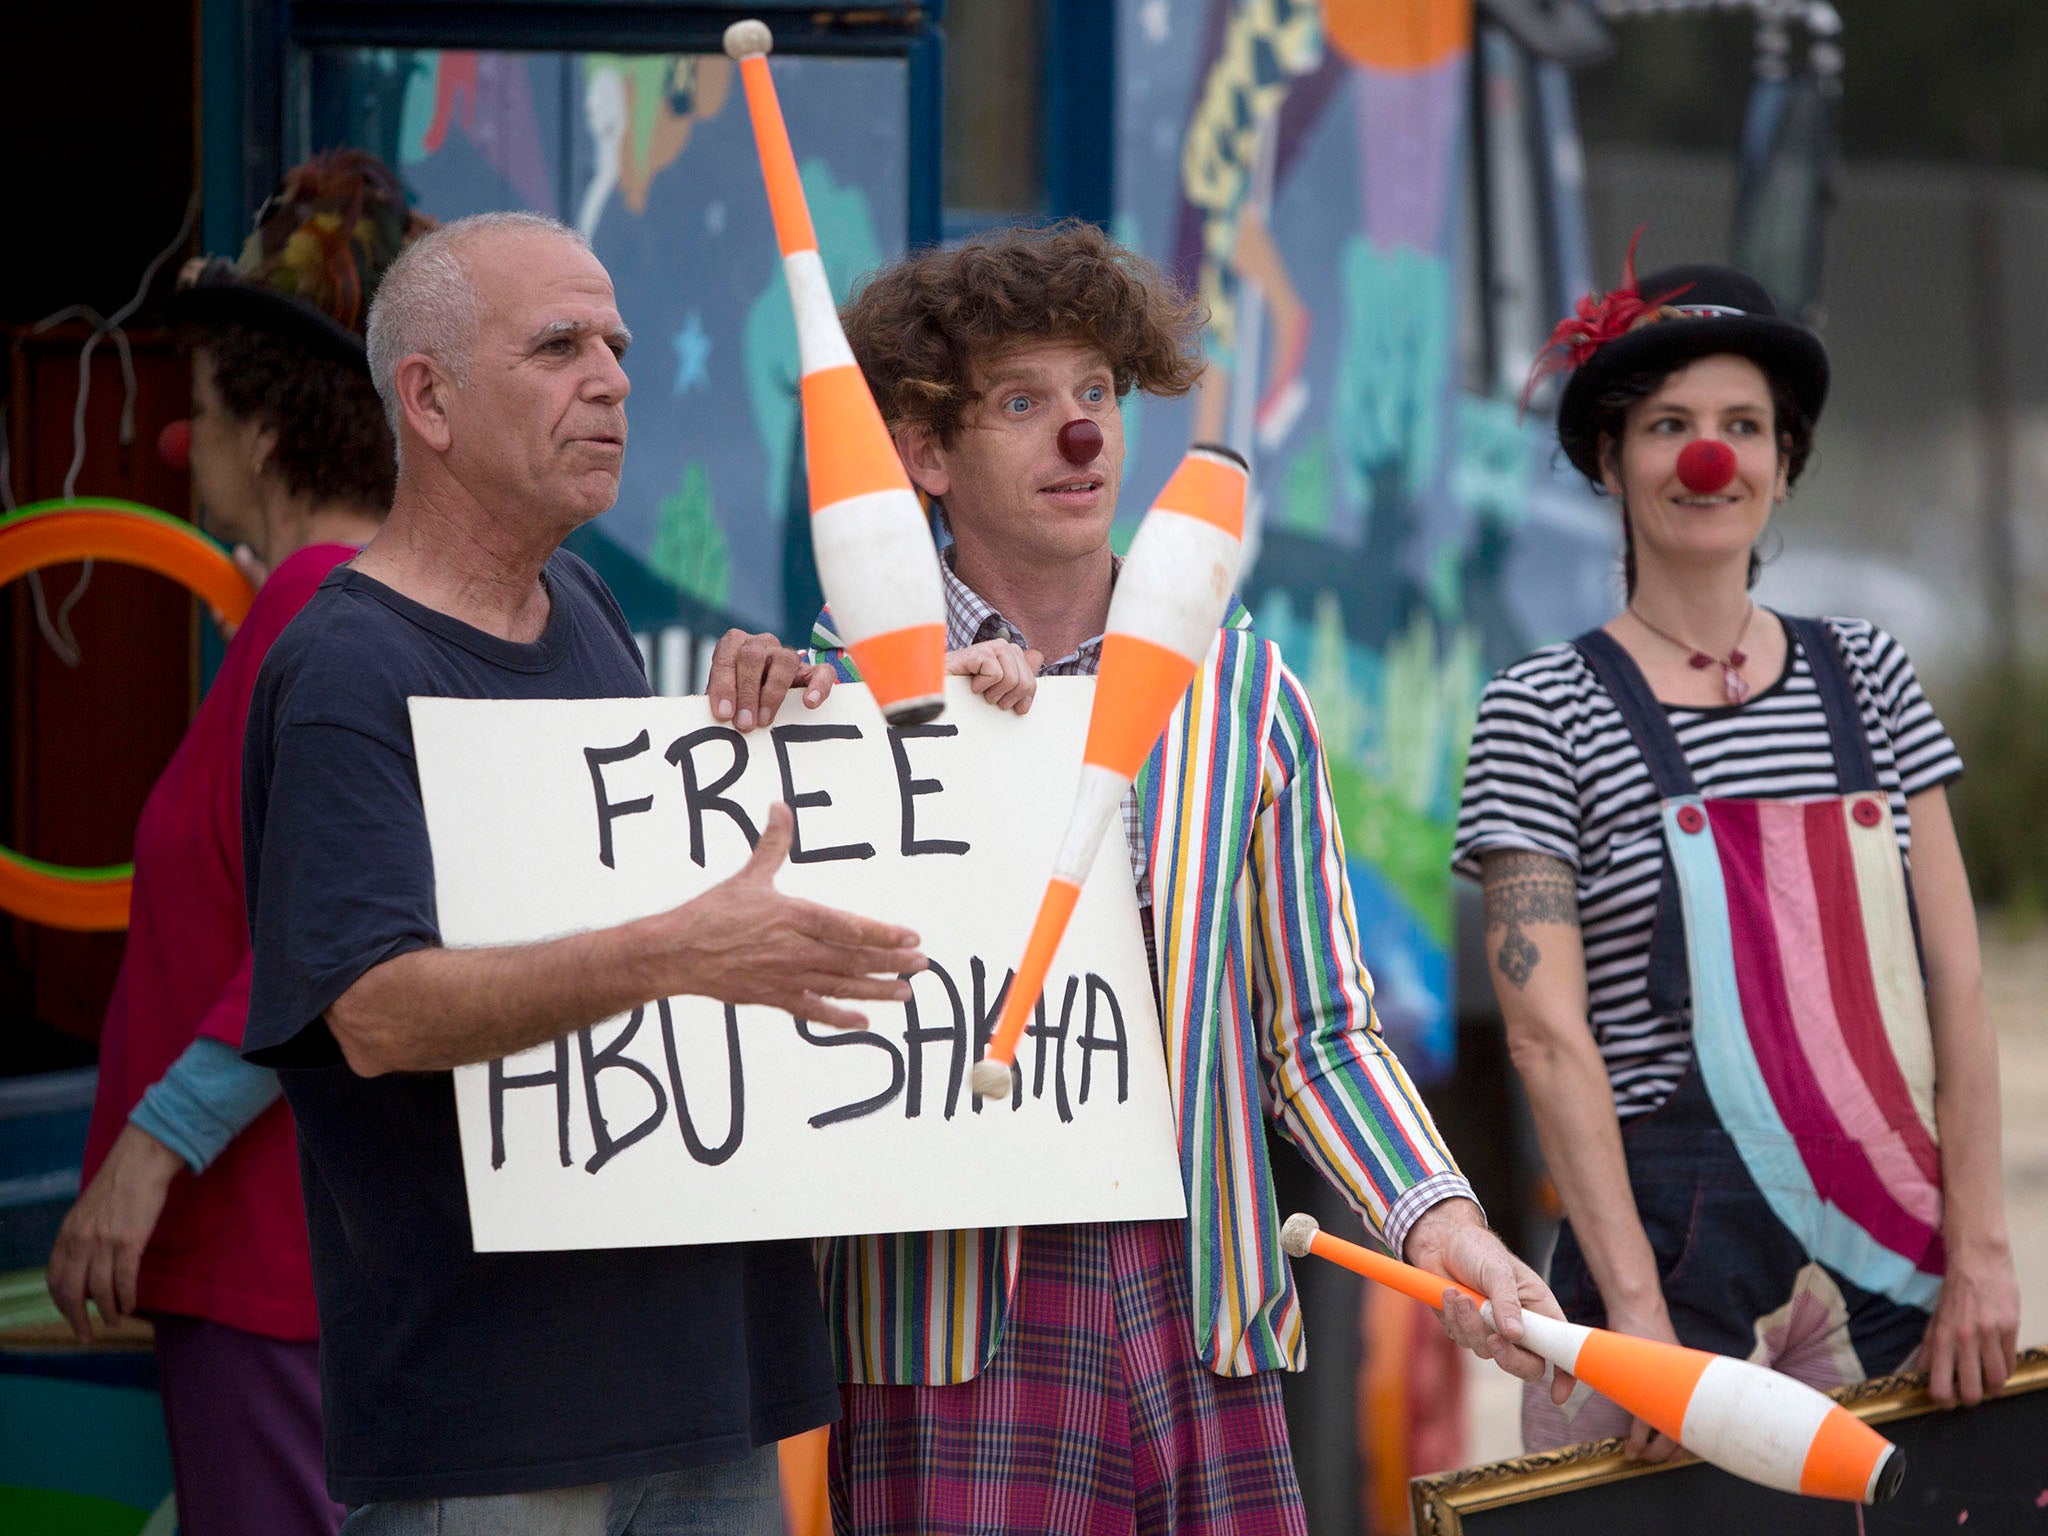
724, 19, 946, 725
1278, 1215, 1904, 1505
968, 445, 1249, 1101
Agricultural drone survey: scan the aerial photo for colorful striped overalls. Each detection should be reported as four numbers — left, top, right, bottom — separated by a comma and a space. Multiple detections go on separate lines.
1549, 617, 1941, 1406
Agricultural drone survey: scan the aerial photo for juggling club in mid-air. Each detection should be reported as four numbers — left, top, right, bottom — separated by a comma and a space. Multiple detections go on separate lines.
1278, 1214, 1905, 1506
724, 19, 946, 725
968, 444, 1249, 1101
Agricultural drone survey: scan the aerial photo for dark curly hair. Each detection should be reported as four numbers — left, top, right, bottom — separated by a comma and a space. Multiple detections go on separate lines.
840, 220, 1206, 444
195, 321, 395, 509
1587, 365, 1817, 597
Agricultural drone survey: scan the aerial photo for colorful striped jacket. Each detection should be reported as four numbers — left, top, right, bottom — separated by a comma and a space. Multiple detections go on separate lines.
809, 604, 1471, 1382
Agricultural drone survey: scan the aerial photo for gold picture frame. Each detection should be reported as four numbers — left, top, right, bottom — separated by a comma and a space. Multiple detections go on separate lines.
1409, 1345, 2048, 1536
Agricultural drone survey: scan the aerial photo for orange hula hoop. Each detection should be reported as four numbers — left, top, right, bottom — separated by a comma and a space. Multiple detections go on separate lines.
0, 500, 255, 931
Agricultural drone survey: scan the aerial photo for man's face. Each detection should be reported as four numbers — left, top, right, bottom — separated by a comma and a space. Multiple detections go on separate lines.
907, 340, 1123, 570
445, 231, 632, 528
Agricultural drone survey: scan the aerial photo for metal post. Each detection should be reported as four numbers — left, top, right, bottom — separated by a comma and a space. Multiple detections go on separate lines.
1969, 154, 2018, 671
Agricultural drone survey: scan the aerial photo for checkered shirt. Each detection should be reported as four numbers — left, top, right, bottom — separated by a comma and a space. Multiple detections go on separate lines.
937, 551, 1151, 909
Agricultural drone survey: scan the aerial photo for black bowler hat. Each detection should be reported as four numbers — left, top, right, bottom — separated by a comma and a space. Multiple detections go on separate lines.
1532, 240, 1830, 482
169, 149, 433, 376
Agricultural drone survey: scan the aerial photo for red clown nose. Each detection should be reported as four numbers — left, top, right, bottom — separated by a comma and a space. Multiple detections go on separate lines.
1057, 418, 1103, 466
1676, 438, 1736, 495
157, 419, 192, 472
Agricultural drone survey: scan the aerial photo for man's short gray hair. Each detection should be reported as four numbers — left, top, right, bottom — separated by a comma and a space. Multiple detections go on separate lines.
365, 210, 590, 444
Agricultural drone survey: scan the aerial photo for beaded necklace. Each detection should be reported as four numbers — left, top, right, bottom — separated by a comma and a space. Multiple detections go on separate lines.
1627, 600, 1757, 705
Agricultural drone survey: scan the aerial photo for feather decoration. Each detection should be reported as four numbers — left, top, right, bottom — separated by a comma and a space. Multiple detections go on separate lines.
241, 150, 432, 334
1518, 228, 1693, 412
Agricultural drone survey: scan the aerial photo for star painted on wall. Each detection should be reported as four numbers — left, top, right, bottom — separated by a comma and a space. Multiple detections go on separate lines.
1140, 0, 1171, 44
671, 312, 711, 396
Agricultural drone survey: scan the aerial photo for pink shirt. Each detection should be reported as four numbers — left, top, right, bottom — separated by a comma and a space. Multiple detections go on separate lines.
82, 543, 355, 1340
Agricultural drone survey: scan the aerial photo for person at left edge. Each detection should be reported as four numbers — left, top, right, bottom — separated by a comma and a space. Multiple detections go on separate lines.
48, 150, 429, 1536
238, 210, 923, 1532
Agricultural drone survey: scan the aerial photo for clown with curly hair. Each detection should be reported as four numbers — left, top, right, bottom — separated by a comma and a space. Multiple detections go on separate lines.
813, 221, 1565, 1535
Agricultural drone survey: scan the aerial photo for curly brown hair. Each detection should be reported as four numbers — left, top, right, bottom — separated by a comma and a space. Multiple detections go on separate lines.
840, 220, 1206, 444
195, 321, 396, 509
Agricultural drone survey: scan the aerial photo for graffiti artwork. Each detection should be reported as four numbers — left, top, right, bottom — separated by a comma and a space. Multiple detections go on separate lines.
295, 7, 1614, 1077
1118, 0, 1560, 1075
300, 45, 911, 681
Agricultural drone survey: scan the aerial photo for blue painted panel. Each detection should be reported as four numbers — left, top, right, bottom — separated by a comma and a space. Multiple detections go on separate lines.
0, 1072, 93, 1273
0, 1374, 172, 1514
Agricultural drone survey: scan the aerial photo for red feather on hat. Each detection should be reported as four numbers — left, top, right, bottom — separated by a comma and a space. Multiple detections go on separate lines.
1519, 228, 1693, 412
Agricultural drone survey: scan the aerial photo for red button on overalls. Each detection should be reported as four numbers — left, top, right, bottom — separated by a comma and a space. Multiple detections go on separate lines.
1852, 797, 1884, 828
1676, 805, 1706, 834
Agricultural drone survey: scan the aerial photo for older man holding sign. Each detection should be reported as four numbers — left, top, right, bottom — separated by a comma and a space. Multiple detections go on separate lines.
240, 212, 921, 1530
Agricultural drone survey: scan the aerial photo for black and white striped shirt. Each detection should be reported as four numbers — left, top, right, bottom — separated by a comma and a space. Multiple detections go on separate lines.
1452, 615, 1963, 1119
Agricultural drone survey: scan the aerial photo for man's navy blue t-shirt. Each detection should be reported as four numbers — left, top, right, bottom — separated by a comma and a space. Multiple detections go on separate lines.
241, 551, 837, 1503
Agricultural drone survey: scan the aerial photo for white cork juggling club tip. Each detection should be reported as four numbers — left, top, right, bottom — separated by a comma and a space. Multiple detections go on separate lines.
970, 1058, 1013, 1100
1279, 1213, 1320, 1259
723, 19, 774, 59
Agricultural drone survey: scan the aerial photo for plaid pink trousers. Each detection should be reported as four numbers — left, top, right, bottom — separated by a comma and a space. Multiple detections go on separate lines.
830, 1220, 1308, 1535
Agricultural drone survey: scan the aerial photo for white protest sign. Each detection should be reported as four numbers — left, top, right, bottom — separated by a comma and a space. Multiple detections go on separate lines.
408, 678, 1187, 1252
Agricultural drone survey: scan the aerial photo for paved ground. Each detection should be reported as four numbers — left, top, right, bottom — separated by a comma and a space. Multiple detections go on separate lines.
1460, 919, 2048, 1467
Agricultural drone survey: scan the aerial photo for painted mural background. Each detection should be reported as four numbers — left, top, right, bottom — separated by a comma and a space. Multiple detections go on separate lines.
300, 46, 909, 690
1116, 0, 1609, 1078
299, 6, 1619, 1082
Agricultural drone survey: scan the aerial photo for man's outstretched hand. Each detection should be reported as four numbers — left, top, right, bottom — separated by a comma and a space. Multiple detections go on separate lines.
655, 801, 926, 1030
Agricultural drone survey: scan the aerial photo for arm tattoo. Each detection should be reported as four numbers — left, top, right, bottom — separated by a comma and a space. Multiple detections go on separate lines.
1482, 851, 1579, 991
